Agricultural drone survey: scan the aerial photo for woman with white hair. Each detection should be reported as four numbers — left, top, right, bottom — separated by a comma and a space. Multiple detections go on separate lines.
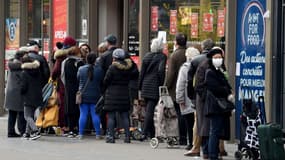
138, 37, 167, 140
176, 47, 200, 150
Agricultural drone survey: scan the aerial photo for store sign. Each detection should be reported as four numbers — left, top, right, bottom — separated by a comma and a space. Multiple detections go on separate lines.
128, 33, 139, 56
217, 9, 225, 37
169, 10, 177, 35
53, 0, 67, 49
235, 0, 266, 139
191, 13, 199, 38
151, 6, 159, 31
202, 13, 213, 32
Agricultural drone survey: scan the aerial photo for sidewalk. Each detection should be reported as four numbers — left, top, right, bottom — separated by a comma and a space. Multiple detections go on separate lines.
0, 114, 238, 160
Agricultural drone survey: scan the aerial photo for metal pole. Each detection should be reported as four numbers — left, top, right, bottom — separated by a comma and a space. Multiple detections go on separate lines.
41, 0, 44, 55
0, 0, 6, 116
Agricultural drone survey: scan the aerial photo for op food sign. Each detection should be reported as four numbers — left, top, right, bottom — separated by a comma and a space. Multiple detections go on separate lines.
235, 0, 266, 138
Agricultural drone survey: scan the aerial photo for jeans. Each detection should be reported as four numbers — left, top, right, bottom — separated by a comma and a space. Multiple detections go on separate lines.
107, 111, 130, 139
8, 110, 26, 135
79, 103, 101, 136
208, 115, 223, 160
24, 106, 38, 134
143, 98, 158, 138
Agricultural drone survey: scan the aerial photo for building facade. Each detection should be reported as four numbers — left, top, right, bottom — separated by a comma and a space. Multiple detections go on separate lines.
0, 0, 284, 132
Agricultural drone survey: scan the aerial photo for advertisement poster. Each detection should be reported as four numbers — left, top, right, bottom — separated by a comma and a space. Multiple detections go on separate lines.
179, 6, 191, 25
235, 0, 266, 138
169, 10, 177, 35
202, 13, 213, 32
151, 6, 159, 32
217, 9, 225, 37
5, 18, 20, 70
191, 13, 199, 38
53, 0, 67, 49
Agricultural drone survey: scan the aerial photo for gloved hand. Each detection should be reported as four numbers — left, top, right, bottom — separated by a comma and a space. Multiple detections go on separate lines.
227, 94, 235, 103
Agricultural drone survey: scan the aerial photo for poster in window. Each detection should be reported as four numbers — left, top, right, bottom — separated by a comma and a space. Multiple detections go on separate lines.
5, 18, 19, 50
53, 0, 67, 49
170, 10, 177, 35
203, 13, 213, 32
151, 6, 158, 31
217, 9, 225, 37
179, 6, 191, 25
191, 13, 199, 38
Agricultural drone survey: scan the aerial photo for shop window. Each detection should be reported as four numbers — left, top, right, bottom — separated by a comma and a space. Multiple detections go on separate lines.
150, 0, 226, 53
75, 0, 88, 44
128, 0, 140, 56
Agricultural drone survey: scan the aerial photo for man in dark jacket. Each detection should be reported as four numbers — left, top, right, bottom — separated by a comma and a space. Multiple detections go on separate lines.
27, 40, 50, 89
166, 33, 187, 146
99, 34, 118, 74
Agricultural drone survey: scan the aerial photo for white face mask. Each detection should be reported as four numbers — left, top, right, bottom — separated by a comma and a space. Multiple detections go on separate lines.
212, 58, 223, 68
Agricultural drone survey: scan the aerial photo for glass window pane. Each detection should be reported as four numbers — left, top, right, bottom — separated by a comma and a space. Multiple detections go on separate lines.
75, 0, 88, 42
28, 0, 42, 38
128, 0, 140, 56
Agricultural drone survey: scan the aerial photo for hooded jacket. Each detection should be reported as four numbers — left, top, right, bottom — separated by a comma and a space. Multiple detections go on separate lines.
103, 58, 139, 111
20, 60, 43, 108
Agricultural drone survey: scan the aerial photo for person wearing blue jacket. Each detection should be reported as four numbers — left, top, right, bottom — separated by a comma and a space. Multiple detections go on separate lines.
77, 52, 104, 139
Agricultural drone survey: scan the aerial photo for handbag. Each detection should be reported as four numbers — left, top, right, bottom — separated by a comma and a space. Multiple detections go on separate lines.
36, 84, 59, 128
76, 78, 90, 105
95, 96, 104, 114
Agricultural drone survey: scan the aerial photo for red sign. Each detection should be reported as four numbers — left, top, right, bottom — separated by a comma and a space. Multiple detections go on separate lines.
190, 13, 199, 38
169, 10, 177, 35
217, 9, 225, 37
203, 13, 213, 32
53, 0, 67, 49
151, 6, 159, 31
130, 56, 140, 67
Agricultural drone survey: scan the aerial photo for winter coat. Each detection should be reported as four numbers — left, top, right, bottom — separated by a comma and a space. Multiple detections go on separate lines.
176, 61, 195, 115
194, 59, 210, 137
62, 56, 84, 114
28, 51, 50, 88
139, 52, 167, 100
77, 63, 104, 104
103, 58, 139, 111
166, 46, 186, 101
204, 65, 232, 140
187, 51, 207, 99
99, 47, 117, 73
51, 49, 67, 110
20, 60, 43, 108
4, 59, 24, 111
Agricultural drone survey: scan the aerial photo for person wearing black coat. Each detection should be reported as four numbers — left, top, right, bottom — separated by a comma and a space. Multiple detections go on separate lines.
138, 37, 167, 139
103, 49, 139, 143
20, 56, 43, 140
4, 50, 27, 137
204, 47, 233, 160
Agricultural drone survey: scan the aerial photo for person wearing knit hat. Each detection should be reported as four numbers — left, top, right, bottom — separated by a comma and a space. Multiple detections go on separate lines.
206, 46, 224, 59
63, 36, 77, 49
176, 47, 200, 151
112, 48, 125, 60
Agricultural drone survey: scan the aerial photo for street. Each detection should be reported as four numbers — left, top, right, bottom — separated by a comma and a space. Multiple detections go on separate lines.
0, 116, 236, 160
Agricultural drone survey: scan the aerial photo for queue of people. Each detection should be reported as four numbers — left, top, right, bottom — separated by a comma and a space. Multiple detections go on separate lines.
4, 33, 233, 160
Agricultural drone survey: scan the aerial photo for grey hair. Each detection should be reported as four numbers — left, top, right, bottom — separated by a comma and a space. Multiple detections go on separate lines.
201, 38, 214, 51
150, 37, 164, 53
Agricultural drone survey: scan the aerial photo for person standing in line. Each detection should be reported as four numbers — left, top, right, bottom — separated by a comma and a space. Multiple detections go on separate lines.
166, 33, 188, 146
176, 47, 200, 150
186, 38, 214, 158
139, 37, 167, 140
4, 49, 28, 137
103, 49, 139, 143
98, 34, 118, 135
26, 40, 50, 89
20, 55, 42, 140
77, 52, 104, 139
203, 47, 233, 160
61, 46, 85, 138
79, 43, 91, 63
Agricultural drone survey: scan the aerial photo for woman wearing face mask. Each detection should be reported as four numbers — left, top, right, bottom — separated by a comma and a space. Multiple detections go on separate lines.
204, 47, 234, 160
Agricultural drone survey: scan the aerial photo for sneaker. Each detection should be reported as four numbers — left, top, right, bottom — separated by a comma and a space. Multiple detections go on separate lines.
95, 135, 103, 140
22, 133, 30, 140
67, 131, 77, 138
105, 137, 115, 143
76, 135, 83, 140
30, 131, 41, 140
